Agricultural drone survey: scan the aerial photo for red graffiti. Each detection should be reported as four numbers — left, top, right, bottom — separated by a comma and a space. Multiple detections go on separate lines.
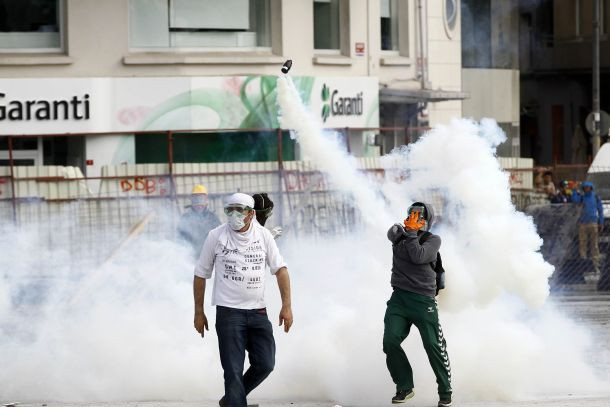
222, 77, 244, 96
120, 177, 157, 194
117, 106, 152, 126
509, 171, 524, 187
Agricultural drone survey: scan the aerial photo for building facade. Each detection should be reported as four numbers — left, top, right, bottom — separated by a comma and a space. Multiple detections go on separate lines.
0, 0, 505, 180
520, 0, 610, 165
460, 0, 521, 158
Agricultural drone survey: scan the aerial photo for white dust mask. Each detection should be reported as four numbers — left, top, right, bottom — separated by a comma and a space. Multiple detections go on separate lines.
227, 211, 247, 230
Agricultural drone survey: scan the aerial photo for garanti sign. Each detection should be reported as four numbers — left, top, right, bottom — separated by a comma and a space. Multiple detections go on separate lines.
320, 84, 364, 123
0, 76, 378, 135
0, 92, 91, 121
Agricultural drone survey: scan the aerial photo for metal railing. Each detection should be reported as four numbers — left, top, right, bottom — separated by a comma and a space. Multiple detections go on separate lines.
1, 128, 609, 292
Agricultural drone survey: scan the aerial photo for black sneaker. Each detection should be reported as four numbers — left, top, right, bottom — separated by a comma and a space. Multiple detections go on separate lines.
392, 389, 414, 403
438, 395, 452, 407
219, 396, 258, 407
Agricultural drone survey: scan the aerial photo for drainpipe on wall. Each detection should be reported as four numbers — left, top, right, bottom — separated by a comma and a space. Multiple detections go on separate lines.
366, 0, 371, 76
417, 0, 428, 90
592, 0, 601, 157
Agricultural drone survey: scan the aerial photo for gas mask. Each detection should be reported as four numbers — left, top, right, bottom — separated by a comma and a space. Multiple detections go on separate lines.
190, 194, 209, 212
224, 205, 251, 230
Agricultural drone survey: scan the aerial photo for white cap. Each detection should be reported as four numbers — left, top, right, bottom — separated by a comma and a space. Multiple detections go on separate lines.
225, 192, 255, 209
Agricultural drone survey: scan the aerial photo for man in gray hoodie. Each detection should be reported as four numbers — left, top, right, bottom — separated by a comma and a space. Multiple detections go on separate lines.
384, 202, 452, 407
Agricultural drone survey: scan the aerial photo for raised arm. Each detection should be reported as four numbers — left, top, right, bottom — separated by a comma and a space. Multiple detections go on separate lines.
394, 231, 441, 264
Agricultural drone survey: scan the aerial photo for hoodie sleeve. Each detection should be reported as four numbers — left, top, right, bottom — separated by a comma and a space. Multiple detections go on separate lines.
597, 196, 604, 224
394, 230, 441, 264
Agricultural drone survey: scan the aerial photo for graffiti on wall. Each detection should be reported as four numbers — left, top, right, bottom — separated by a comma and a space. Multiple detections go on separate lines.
119, 176, 169, 195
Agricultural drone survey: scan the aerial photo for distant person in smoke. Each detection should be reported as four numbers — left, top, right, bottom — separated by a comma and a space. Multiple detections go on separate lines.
541, 171, 557, 199
572, 181, 604, 273
193, 192, 293, 407
534, 170, 544, 190
384, 202, 452, 407
177, 184, 221, 258
252, 192, 283, 239
551, 180, 572, 203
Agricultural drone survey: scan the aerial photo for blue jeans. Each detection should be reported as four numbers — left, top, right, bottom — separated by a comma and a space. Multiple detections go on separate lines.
216, 306, 276, 407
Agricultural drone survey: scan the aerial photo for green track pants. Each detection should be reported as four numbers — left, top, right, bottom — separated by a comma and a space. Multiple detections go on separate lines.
383, 288, 452, 398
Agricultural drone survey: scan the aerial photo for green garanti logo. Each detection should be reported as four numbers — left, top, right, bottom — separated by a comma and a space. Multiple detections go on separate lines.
320, 83, 363, 123
321, 84, 331, 122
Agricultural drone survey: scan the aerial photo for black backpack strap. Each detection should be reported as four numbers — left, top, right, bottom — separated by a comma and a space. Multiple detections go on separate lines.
436, 252, 443, 269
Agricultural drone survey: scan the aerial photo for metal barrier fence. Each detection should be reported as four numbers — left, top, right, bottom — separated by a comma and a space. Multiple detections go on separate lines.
1, 129, 608, 292
519, 165, 610, 292
528, 203, 610, 292
0, 128, 419, 269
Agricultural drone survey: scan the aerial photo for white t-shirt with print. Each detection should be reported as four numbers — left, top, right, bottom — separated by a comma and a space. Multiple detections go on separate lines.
194, 221, 287, 309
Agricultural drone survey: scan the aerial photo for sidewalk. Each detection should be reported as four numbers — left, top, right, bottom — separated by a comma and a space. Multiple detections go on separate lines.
5, 397, 610, 407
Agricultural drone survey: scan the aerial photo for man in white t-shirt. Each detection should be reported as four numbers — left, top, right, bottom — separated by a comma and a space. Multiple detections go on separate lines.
193, 192, 293, 407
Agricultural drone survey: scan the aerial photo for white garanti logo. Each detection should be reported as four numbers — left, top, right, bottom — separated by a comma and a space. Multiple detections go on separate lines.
427, 306, 434, 313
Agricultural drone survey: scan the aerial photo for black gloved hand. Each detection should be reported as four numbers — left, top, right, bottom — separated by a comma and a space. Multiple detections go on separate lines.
387, 223, 408, 244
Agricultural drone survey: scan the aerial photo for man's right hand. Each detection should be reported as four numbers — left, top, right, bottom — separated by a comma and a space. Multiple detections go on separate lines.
194, 312, 209, 337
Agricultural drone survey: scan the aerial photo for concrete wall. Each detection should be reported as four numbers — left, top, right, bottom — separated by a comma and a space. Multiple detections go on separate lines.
0, 0, 379, 78
426, 0, 463, 126
0, 155, 534, 200
462, 68, 521, 157
0, 1, 465, 129
462, 69, 519, 123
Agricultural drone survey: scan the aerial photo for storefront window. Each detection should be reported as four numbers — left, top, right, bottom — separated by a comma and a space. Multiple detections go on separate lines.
0, 137, 41, 166
135, 131, 295, 164
380, 0, 399, 51
313, 0, 340, 50
129, 0, 271, 50
0, 0, 62, 52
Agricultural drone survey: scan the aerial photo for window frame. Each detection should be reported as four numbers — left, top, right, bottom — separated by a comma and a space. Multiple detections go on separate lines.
128, 0, 277, 53
0, 137, 43, 166
380, 0, 400, 53
0, 0, 66, 54
313, 0, 350, 56
379, 0, 411, 64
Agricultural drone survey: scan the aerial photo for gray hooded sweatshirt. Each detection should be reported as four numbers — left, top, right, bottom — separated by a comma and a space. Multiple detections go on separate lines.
389, 202, 440, 298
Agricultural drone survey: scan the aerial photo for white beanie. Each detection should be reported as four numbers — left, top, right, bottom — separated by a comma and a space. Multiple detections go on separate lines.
225, 192, 255, 209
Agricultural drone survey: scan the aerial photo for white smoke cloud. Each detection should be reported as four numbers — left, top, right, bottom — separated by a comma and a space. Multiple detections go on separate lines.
277, 76, 392, 230
385, 118, 553, 309
0, 77, 607, 405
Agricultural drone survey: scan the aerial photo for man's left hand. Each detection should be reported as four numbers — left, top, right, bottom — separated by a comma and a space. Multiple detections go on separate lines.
271, 226, 283, 239
279, 305, 293, 333
404, 211, 426, 231
599, 224, 604, 233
